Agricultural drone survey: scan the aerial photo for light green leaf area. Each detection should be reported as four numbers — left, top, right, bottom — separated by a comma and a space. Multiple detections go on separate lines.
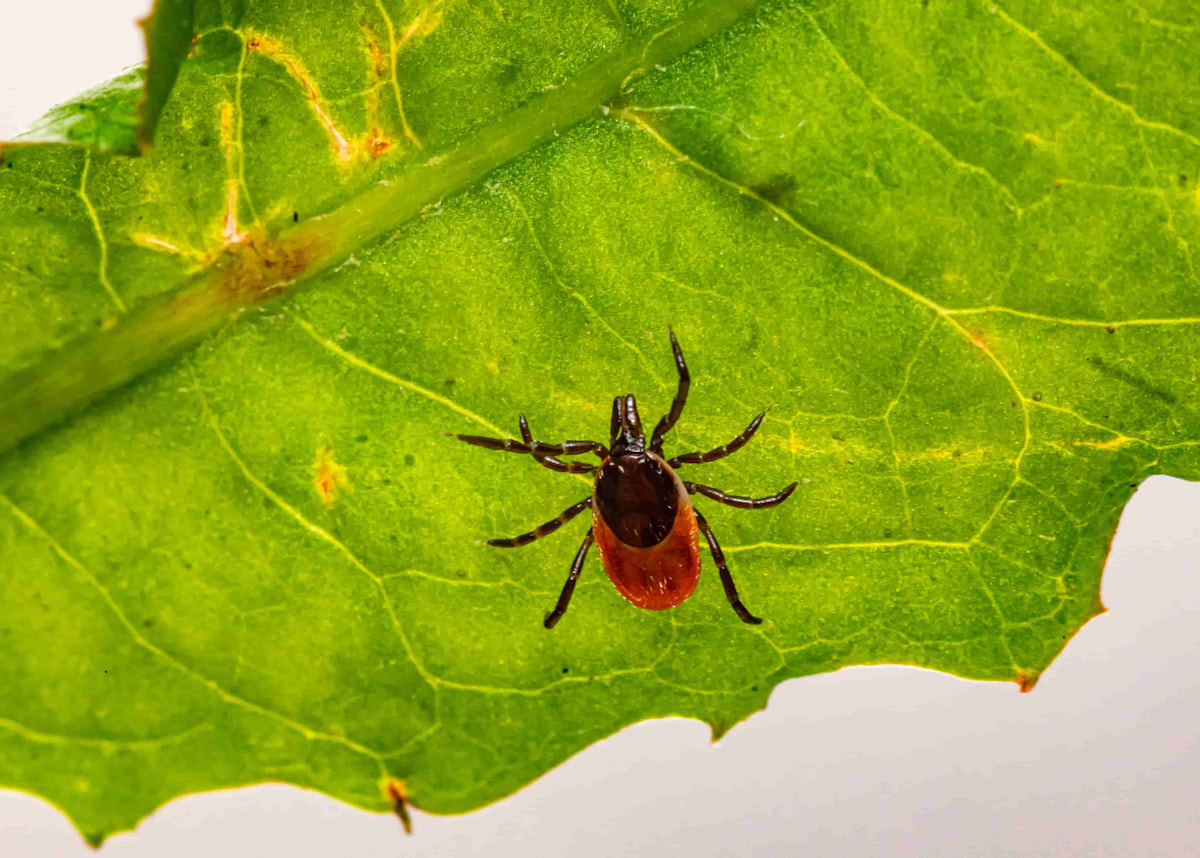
2, 0, 1200, 845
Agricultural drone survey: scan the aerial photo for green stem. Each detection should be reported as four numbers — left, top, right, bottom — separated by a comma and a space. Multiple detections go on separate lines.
0, 0, 765, 456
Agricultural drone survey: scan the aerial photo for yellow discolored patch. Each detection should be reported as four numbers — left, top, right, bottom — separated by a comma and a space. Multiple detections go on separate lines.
217, 101, 249, 246
313, 443, 351, 505
1021, 132, 1057, 151
1072, 435, 1132, 450
399, 1, 448, 49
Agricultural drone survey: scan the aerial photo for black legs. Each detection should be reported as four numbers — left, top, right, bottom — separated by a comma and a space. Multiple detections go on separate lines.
651, 329, 690, 452
694, 510, 761, 625
545, 529, 595, 629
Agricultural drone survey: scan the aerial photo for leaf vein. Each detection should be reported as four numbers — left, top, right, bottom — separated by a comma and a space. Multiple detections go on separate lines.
0, 493, 387, 765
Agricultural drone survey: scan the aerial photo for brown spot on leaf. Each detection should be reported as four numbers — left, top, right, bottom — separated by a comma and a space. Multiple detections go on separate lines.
218, 232, 320, 303
366, 130, 393, 158
312, 442, 350, 505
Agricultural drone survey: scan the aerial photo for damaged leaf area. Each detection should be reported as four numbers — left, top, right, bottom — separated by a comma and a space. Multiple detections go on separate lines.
2, 0, 1200, 845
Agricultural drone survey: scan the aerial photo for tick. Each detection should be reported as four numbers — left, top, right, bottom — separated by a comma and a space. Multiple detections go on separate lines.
452, 331, 797, 629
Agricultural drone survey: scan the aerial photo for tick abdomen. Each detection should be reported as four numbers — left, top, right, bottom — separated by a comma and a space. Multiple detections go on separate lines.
592, 451, 701, 611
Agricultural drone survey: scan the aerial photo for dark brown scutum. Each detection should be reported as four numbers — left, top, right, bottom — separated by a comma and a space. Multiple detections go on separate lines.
594, 453, 679, 547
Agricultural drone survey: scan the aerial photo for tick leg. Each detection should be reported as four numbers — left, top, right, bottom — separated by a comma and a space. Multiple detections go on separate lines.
545, 528, 594, 629
694, 510, 762, 625
453, 431, 605, 466
454, 433, 533, 453
668, 412, 766, 467
489, 498, 592, 548
650, 329, 690, 453
519, 413, 600, 474
685, 481, 798, 510
513, 415, 608, 458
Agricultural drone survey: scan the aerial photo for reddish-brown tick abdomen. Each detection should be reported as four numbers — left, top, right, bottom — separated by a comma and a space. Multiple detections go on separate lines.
592, 453, 701, 610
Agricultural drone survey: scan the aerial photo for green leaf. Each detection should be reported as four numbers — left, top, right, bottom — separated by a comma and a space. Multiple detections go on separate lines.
10, 0, 196, 154
2, 0, 1199, 845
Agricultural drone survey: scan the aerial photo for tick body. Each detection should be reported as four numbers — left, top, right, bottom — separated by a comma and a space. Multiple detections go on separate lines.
593, 447, 701, 611
453, 331, 797, 629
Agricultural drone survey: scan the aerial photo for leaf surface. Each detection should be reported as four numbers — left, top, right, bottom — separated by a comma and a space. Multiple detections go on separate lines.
1, 0, 1199, 844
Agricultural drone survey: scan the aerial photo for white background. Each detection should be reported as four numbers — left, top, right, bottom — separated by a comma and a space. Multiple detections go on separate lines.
2, 4, 1198, 855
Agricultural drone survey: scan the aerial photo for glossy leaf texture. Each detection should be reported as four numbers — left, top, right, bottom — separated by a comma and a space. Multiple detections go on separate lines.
2, 0, 1199, 845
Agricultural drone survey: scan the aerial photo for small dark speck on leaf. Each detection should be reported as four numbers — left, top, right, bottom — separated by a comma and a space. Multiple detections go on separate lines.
883, 529, 892, 539
751, 685, 758, 691
748, 173, 796, 205
1053, 180, 1062, 190
1032, 392, 1043, 402
831, 432, 844, 442
1010, 400, 1018, 407
404, 454, 415, 466
257, 115, 270, 128
142, 619, 153, 628
561, 667, 569, 674
293, 211, 299, 223
1106, 326, 1116, 334
1180, 174, 1189, 188
445, 378, 455, 387
199, 134, 212, 147
1129, 483, 1138, 488
952, 449, 962, 458
356, 434, 369, 443
456, 570, 467, 578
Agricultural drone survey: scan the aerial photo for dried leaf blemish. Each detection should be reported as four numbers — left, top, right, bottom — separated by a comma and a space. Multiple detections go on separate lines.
217, 232, 320, 302
313, 441, 350, 505
382, 776, 413, 834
